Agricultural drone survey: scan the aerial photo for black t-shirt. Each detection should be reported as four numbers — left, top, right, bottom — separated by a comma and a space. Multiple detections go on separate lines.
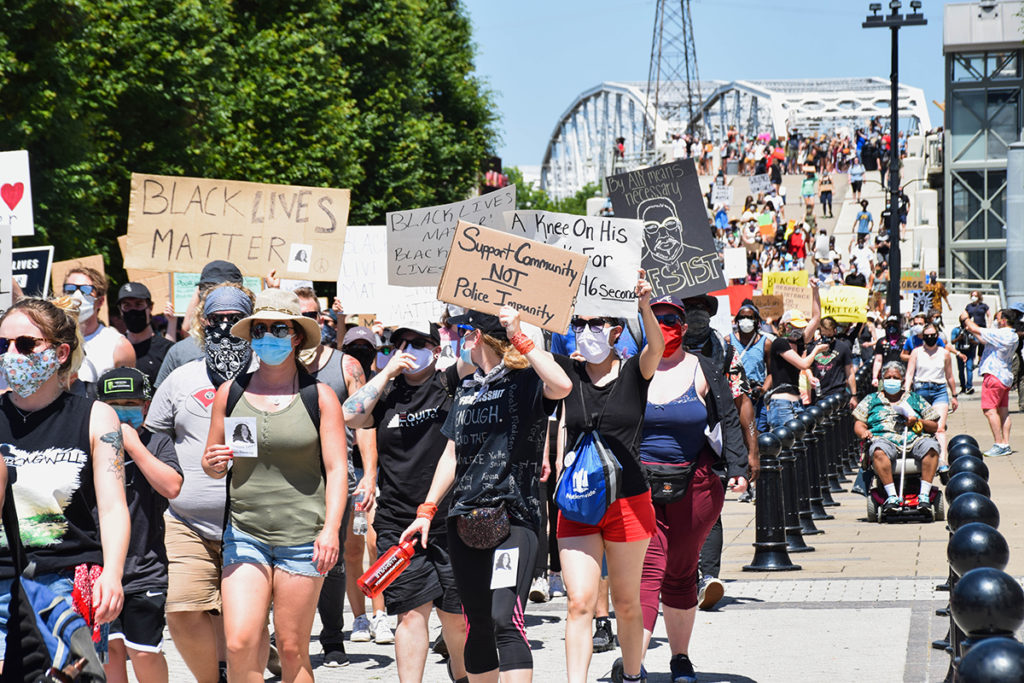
875, 232, 891, 259
123, 429, 181, 592
845, 272, 867, 287
769, 336, 803, 391
554, 354, 651, 499
370, 366, 458, 533
441, 367, 554, 531
812, 338, 853, 398
966, 302, 989, 327
0, 393, 102, 578
132, 335, 173, 387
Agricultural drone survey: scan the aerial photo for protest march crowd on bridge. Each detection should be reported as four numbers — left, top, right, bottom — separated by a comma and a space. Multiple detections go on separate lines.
1, 121, 1024, 683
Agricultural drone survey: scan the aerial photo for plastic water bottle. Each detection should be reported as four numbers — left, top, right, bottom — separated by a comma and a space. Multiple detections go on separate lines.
352, 491, 368, 536
357, 540, 415, 598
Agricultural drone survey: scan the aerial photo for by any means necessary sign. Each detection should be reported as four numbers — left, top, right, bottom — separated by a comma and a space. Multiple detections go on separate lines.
125, 173, 350, 281
437, 221, 587, 332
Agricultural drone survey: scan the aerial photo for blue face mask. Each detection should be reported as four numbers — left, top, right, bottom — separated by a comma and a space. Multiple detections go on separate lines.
251, 335, 294, 366
882, 378, 903, 394
112, 405, 145, 429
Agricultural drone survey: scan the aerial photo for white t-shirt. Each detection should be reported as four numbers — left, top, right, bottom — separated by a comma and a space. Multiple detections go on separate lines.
978, 326, 1019, 387
77, 324, 125, 383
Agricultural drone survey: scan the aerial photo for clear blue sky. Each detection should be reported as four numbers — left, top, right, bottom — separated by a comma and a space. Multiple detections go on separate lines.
465, 0, 946, 168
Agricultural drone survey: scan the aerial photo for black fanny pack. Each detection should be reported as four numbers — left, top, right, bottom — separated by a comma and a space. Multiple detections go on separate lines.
455, 502, 511, 550
643, 461, 698, 505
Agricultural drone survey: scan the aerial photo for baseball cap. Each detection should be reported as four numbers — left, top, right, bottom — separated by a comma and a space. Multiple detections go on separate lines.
650, 295, 686, 317
342, 326, 378, 349
392, 321, 440, 344
446, 309, 506, 336
96, 367, 152, 401
681, 294, 719, 316
199, 260, 243, 286
780, 310, 809, 328
117, 282, 151, 304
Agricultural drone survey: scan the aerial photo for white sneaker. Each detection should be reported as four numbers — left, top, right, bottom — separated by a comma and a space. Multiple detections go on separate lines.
349, 614, 371, 642
372, 612, 394, 644
529, 575, 549, 603
549, 572, 566, 598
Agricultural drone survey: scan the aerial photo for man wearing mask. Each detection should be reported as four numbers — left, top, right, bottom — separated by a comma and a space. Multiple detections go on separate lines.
901, 313, 945, 364
118, 282, 173, 387
958, 307, 1022, 457
64, 266, 136, 387
924, 272, 951, 314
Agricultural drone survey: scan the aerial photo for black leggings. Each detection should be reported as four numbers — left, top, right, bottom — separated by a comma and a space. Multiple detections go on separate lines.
447, 521, 538, 674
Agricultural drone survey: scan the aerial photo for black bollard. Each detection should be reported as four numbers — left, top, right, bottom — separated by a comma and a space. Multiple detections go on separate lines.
948, 493, 1000, 532
948, 523, 1010, 577
948, 434, 980, 451
842, 401, 860, 475
946, 472, 991, 503
958, 637, 1024, 683
950, 442, 985, 464
824, 396, 847, 493
948, 456, 989, 482
831, 396, 853, 482
786, 418, 822, 536
814, 401, 840, 506
775, 424, 812, 553
800, 408, 833, 521
951, 567, 1024, 657
743, 432, 800, 572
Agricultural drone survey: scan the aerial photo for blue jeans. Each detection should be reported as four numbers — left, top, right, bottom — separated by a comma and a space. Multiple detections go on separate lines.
222, 523, 321, 577
767, 398, 803, 431
755, 398, 770, 433
914, 382, 948, 406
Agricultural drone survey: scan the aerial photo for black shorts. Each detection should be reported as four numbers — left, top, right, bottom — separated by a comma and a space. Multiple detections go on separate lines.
375, 523, 461, 616
109, 588, 166, 652
851, 180, 863, 192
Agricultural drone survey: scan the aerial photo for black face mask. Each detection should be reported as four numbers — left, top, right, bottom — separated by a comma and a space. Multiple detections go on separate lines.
923, 334, 938, 346
204, 321, 252, 387
346, 347, 375, 375
122, 309, 150, 334
684, 309, 711, 345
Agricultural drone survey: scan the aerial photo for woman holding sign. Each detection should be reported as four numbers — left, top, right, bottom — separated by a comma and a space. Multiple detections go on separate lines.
401, 305, 572, 682
201, 289, 347, 683
552, 271, 664, 683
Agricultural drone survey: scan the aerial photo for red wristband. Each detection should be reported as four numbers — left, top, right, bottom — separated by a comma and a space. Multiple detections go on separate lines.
416, 503, 438, 520
511, 332, 535, 355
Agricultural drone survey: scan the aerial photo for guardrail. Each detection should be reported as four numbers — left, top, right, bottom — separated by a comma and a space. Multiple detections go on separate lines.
946, 278, 1006, 309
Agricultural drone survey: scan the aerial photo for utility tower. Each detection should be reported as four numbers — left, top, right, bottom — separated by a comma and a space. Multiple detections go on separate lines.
643, 0, 702, 151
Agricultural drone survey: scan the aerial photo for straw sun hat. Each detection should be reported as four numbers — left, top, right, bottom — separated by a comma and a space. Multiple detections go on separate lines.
230, 288, 321, 351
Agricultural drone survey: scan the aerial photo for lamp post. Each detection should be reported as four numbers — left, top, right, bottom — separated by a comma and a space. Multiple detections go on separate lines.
863, 1, 926, 318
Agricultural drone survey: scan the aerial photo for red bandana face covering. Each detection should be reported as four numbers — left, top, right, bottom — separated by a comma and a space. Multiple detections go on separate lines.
660, 323, 683, 356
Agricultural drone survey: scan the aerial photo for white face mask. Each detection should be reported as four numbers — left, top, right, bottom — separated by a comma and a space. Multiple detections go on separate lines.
576, 326, 613, 364
737, 318, 756, 334
71, 291, 95, 321
402, 345, 436, 374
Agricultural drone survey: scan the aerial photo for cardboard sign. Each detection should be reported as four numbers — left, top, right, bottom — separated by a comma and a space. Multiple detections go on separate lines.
911, 290, 933, 315
749, 174, 773, 196
711, 183, 733, 206
723, 247, 747, 280
125, 173, 350, 280
436, 221, 587, 332
171, 273, 262, 316
51, 255, 108, 325
762, 270, 809, 296
337, 225, 443, 323
117, 235, 172, 311
606, 159, 725, 300
11, 246, 53, 297
774, 283, 813, 317
752, 294, 784, 321
900, 269, 924, 291
757, 213, 776, 239
820, 285, 868, 323
386, 186, 516, 287
502, 211, 642, 317
708, 283, 754, 316
0, 150, 34, 236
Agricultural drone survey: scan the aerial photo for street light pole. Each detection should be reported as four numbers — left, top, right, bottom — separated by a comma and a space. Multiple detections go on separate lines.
863, 1, 926, 319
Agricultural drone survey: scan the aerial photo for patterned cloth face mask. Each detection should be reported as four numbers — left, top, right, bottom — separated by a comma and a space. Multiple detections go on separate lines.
0, 347, 61, 397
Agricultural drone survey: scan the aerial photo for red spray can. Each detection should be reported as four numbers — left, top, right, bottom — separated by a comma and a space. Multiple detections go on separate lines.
357, 540, 416, 598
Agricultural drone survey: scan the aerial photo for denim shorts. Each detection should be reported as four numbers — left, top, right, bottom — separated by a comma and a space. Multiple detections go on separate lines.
0, 571, 110, 658
222, 524, 322, 578
914, 382, 948, 406
767, 398, 803, 431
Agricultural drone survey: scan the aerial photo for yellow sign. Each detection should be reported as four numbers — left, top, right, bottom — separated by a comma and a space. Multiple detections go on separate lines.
762, 270, 808, 296
821, 285, 868, 323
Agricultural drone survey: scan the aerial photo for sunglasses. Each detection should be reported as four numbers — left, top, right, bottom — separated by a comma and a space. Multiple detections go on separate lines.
655, 313, 684, 326
395, 337, 433, 350
208, 313, 244, 327
250, 322, 293, 339
0, 336, 52, 355
301, 311, 319, 319
63, 284, 96, 296
570, 317, 616, 334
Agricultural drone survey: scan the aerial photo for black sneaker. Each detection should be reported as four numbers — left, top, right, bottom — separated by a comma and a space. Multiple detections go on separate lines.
322, 642, 349, 667
917, 499, 934, 519
882, 495, 901, 514
670, 653, 698, 683
593, 617, 616, 653
433, 632, 450, 659
611, 657, 647, 683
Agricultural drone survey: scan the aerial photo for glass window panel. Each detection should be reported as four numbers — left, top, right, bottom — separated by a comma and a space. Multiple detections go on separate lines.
987, 52, 1020, 80
950, 91, 986, 161
952, 172, 985, 240
987, 90, 1019, 157
953, 54, 986, 82
987, 249, 1006, 280
965, 250, 987, 279
987, 170, 1007, 239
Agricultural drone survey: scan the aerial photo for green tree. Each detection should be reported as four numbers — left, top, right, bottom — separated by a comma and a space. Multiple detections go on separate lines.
505, 166, 602, 215
0, 0, 496, 278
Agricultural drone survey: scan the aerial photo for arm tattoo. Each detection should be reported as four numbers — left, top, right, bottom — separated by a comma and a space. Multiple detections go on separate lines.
343, 356, 366, 387
100, 430, 125, 482
343, 383, 380, 415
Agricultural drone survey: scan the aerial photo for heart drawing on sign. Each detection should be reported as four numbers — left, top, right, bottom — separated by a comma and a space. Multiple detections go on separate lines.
1, 182, 24, 211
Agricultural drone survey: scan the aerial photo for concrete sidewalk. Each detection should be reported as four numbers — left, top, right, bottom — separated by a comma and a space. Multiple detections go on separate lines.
141, 395, 1022, 682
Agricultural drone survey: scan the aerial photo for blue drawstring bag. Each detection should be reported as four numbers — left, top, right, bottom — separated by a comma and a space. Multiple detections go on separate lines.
556, 430, 622, 525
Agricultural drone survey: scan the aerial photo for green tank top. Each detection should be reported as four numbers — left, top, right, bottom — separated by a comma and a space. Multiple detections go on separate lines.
228, 394, 324, 546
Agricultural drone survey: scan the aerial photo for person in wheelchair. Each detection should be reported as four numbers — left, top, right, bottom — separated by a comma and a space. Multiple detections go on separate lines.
852, 361, 941, 516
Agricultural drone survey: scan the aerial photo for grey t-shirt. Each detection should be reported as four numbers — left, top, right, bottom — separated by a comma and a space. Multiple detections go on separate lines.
155, 337, 204, 388
145, 359, 225, 540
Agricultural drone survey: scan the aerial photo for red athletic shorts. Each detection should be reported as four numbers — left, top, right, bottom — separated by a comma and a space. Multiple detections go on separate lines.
557, 490, 656, 543
981, 373, 1010, 410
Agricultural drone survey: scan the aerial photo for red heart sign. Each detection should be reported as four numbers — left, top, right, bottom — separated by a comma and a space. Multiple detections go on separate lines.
1, 182, 24, 211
